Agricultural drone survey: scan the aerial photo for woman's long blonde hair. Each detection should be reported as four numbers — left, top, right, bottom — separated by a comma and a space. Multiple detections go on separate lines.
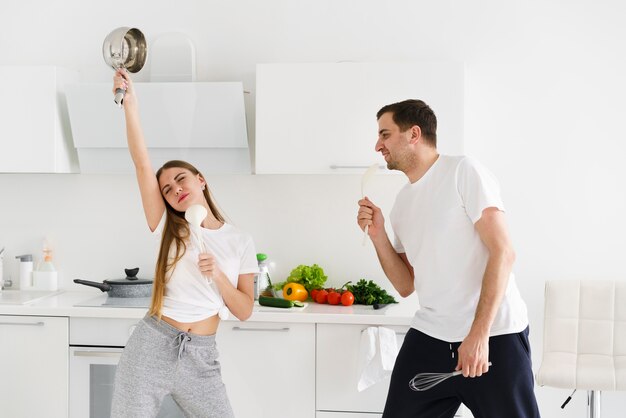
148, 160, 225, 318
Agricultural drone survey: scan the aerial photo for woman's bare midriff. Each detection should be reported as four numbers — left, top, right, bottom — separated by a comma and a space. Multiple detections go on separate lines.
161, 314, 220, 336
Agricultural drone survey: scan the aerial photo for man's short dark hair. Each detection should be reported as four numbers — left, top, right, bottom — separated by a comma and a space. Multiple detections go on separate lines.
377, 99, 437, 147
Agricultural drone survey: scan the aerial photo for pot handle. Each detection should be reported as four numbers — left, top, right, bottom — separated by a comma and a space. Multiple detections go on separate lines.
114, 88, 125, 108
73, 279, 112, 292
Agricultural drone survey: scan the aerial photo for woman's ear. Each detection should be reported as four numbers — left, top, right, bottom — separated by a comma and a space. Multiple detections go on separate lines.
198, 174, 207, 191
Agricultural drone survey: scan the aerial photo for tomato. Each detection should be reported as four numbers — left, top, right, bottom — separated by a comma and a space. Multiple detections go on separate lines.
310, 289, 320, 301
315, 289, 329, 304
341, 291, 355, 306
327, 291, 342, 305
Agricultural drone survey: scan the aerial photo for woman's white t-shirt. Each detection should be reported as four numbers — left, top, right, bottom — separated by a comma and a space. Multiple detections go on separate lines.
153, 215, 259, 322
390, 155, 528, 342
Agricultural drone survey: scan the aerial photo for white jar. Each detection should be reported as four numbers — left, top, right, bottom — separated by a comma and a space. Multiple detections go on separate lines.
33, 271, 58, 291
33, 256, 58, 291
16, 254, 34, 289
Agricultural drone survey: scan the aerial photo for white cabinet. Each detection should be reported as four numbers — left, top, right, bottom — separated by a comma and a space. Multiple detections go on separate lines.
255, 62, 464, 174
0, 315, 68, 418
316, 323, 408, 414
0, 66, 79, 173
217, 321, 316, 418
316, 323, 469, 418
65, 82, 251, 174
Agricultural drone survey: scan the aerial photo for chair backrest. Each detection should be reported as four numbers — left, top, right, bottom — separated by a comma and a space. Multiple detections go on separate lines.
537, 280, 626, 390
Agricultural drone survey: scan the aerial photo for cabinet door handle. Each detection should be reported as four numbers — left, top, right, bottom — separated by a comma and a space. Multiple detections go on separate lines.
0, 321, 45, 326
73, 350, 123, 358
329, 164, 385, 170
232, 326, 290, 332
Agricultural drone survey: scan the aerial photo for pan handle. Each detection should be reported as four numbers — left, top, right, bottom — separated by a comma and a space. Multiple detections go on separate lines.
73, 279, 111, 292
114, 88, 125, 108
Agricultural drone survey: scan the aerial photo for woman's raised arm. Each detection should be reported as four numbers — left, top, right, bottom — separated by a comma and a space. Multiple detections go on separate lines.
113, 70, 165, 231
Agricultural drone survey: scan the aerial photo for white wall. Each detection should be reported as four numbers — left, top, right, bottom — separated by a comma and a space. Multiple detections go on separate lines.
1, 1, 626, 416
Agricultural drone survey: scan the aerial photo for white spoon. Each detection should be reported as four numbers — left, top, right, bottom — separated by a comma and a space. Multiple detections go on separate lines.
185, 204, 211, 282
361, 164, 379, 245
185, 204, 208, 231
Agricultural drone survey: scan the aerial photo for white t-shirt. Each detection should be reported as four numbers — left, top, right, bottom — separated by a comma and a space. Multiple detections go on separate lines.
153, 214, 259, 322
390, 155, 528, 342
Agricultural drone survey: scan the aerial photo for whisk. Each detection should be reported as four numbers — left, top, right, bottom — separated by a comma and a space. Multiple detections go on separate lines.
409, 362, 493, 391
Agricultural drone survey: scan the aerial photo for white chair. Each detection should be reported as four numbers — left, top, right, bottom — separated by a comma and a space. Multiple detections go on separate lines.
537, 280, 626, 418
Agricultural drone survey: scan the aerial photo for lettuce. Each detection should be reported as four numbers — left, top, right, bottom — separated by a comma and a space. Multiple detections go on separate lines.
274, 264, 328, 292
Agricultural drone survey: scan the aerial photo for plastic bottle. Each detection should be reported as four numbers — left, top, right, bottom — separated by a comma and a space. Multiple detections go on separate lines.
33, 245, 58, 291
254, 253, 273, 300
15, 254, 34, 289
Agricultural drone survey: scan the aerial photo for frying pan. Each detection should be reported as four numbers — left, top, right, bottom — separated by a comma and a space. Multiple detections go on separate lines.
102, 27, 147, 107
74, 268, 153, 298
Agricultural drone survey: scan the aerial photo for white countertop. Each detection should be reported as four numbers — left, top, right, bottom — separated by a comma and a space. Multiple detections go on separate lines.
0, 290, 416, 326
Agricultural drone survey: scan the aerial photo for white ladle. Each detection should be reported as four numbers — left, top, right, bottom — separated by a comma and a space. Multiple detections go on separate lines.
361, 164, 379, 245
185, 204, 211, 282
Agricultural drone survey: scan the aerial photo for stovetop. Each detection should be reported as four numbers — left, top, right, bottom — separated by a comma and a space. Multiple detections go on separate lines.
74, 294, 150, 308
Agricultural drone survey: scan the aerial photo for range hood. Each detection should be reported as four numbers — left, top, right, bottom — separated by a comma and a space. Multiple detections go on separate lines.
65, 82, 250, 174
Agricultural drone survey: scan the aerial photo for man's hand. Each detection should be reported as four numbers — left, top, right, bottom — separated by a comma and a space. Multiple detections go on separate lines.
456, 330, 490, 378
357, 197, 385, 241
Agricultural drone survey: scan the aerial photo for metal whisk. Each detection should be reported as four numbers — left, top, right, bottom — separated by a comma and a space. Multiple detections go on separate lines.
409, 362, 493, 391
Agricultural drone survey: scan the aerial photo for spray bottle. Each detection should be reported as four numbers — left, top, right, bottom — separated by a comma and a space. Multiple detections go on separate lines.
33, 240, 58, 291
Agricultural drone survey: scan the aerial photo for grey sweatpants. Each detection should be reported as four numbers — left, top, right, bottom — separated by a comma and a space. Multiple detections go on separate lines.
111, 315, 234, 418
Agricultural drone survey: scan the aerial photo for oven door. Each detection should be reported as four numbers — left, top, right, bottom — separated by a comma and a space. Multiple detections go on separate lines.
69, 346, 184, 418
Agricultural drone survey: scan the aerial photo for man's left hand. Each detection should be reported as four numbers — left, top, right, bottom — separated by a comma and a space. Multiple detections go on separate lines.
456, 331, 490, 378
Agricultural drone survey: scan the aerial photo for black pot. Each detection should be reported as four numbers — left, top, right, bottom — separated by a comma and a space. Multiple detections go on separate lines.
74, 268, 153, 298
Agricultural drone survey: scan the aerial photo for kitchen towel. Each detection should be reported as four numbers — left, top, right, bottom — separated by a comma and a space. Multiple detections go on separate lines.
357, 326, 399, 392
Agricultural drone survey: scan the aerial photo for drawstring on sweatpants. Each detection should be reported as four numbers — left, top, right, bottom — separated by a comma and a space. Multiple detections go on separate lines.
173, 332, 192, 360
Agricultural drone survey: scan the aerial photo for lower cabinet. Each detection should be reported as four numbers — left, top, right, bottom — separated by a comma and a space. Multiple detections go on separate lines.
316, 323, 408, 415
316, 323, 469, 418
0, 315, 68, 418
217, 321, 316, 418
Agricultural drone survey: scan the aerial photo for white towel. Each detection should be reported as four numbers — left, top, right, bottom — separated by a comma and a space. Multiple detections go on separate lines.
357, 326, 399, 392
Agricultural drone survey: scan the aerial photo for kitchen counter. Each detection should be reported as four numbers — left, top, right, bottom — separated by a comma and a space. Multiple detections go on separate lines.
0, 290, 416, 325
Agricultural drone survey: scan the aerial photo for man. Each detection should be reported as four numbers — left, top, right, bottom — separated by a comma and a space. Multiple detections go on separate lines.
357, 99, 540, 417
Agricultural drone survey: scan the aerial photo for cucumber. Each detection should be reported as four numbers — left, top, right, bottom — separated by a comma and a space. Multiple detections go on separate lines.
258, 295, 294, 308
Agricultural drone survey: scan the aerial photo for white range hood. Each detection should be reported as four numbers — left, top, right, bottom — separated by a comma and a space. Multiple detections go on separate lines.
65, 82, 251, 174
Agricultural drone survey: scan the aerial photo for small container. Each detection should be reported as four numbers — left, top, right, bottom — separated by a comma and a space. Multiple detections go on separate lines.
33, 249, 58, 291
254, 253, 273, 300
16, 254, 34, 289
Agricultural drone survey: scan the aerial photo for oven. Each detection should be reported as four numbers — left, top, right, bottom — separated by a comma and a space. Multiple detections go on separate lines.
69, 313, 184, 417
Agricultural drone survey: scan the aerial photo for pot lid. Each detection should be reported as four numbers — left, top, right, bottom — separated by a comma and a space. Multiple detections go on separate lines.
104, 268, 153, 285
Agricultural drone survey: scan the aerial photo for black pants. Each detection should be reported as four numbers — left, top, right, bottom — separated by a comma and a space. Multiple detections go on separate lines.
382, 327, 541, 418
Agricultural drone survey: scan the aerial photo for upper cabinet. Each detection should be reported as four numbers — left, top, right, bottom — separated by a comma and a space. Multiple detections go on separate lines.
255, 62, 464, 174
65, 82, 251, 174
0, 66, 79, 173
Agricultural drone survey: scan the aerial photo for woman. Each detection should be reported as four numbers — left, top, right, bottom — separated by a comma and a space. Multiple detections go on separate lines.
110, 69, 258, 418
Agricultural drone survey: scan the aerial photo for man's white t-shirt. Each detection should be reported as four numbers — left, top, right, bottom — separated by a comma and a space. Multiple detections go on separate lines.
390, 155, 528, 342
153, 215, 259, 322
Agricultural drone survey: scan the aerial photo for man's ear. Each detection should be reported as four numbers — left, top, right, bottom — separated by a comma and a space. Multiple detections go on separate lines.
408, 125, 422, 144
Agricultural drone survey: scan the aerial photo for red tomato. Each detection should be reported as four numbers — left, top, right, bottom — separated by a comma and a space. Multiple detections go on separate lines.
327, 291, 342, 305
315, 290, 329, 304
341, 291, 355, 306
310, 289, 320, 300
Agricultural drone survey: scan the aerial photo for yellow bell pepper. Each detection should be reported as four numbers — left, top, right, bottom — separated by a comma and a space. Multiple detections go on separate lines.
283, 283, 308, 302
